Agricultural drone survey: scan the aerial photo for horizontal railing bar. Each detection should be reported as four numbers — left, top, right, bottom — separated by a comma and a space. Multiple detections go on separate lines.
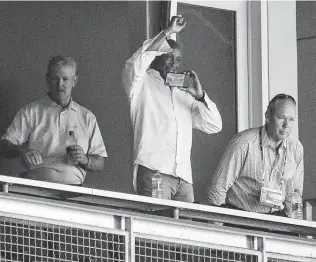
0, 212, 128, 237
1, 174, 316, 236
134, 232, 262, 256
2, 192, 316, 255
180, 209, 316, 237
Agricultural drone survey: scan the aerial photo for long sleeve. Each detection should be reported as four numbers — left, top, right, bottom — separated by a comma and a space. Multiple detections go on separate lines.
284, 141, 304, 214
191, 91, 222, 134
208, 134, 246, 206
122, 35, 172, 100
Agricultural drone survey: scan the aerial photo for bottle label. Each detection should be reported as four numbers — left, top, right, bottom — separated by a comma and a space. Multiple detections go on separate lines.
292, 203, 303, 209
152, 173, 163, 198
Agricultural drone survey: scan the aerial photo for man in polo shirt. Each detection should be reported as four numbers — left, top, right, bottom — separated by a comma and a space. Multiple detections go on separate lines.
208, 94, 304, 217
0, 55, 107, 185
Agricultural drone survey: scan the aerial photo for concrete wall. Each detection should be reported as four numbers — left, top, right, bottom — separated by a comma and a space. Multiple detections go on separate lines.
0, 1, 147, 194
297, 1, 316, 200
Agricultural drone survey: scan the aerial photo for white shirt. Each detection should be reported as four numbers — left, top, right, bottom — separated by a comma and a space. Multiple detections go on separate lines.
2, 97, 107, 184
122, 35, 222, 190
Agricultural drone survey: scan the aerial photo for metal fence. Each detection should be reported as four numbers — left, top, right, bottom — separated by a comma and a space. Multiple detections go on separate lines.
0, 195, 315, 262
0, 216, 125, 262
0, 216, 262, 262
135, 237, 258, 262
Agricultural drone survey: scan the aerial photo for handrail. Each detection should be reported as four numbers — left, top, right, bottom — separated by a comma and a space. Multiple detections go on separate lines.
1, 174, 316, 237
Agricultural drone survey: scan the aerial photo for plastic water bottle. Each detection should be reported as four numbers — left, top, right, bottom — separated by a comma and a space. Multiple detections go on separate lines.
152, 171, 163, 199
290, 190, 303, 219
66, 130, 77, 165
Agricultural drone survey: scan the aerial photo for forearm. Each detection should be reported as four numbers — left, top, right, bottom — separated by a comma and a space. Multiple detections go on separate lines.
0, 139, 22, 158
192, 92, 223, 134
81, 155, 105, 172
146, 30, 171, 51
122, 33, 172, 97
146, 14, 185, 51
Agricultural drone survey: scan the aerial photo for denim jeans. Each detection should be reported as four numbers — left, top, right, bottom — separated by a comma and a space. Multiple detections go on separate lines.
137, 165, 194, 203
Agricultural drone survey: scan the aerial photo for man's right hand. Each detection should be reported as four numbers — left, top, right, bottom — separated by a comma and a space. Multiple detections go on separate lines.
20, 147, 43, 168
164, 15, 186, 36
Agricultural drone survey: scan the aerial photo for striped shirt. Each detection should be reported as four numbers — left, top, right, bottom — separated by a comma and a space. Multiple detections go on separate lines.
208, 126, 304, 214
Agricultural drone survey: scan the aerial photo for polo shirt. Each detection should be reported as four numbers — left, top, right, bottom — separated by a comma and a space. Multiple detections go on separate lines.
1, 97, 107, 184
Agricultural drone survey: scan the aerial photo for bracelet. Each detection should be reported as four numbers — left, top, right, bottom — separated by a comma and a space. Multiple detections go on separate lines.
163, 30, 171, 40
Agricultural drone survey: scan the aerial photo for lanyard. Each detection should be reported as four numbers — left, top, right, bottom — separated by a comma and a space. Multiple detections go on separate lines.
259, 127, 287, 187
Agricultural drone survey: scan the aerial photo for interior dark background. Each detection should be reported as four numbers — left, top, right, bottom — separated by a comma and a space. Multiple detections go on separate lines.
0, 1, 236, 204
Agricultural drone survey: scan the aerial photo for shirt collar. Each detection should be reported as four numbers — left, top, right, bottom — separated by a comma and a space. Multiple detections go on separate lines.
46, 93, 78, 111
148, 69, 165, 83
261, 125, 287, 150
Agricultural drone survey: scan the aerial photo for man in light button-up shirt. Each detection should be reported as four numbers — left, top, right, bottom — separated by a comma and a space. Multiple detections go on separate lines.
208, 94, 304, 217
0, 56, 107, 185
122, 16, 222, 202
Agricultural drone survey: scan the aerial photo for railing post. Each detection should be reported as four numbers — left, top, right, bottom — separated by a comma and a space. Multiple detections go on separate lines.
257, 237, 266, 262
173, 208, 179, 219
125, 217, 135, 262
1, 183, 9, 193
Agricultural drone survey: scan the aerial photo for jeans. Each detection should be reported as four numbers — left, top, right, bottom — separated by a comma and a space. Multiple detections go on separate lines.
137, 165, 194, 203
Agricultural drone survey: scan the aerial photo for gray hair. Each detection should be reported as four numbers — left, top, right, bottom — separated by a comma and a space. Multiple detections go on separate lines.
46, 55, 77, 76
267, 94, 296, 115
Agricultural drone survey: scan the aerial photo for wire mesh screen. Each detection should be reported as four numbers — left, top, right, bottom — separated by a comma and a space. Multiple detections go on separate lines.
0, 216, 125, 262
135, 237, 258, 262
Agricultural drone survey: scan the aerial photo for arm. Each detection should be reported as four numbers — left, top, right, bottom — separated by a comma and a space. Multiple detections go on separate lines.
122, 16, 186, 98
191, 91, 222, 134
284, 142, 304, 216
180, 71, 222, 133
68, 148, 105, 172
0, 106, 43, 167
68, 114, 107, 172
208, 135, 246, 206
0, 139, 43, 167
0, 139, 23, 159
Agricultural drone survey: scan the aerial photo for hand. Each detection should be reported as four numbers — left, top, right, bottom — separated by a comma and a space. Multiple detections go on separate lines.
178, 70, 204, 99
20, 147, 43, 168
67, 145, 88, 166
165, 15, 186, 35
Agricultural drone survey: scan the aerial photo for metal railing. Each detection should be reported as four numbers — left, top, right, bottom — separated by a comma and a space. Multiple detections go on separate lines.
1, 216, 125, 262
1, 175, 316, 262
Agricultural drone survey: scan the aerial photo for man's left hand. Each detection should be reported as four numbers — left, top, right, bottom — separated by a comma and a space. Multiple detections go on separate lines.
67, 145, 88, 166
178, 70, 204, 100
